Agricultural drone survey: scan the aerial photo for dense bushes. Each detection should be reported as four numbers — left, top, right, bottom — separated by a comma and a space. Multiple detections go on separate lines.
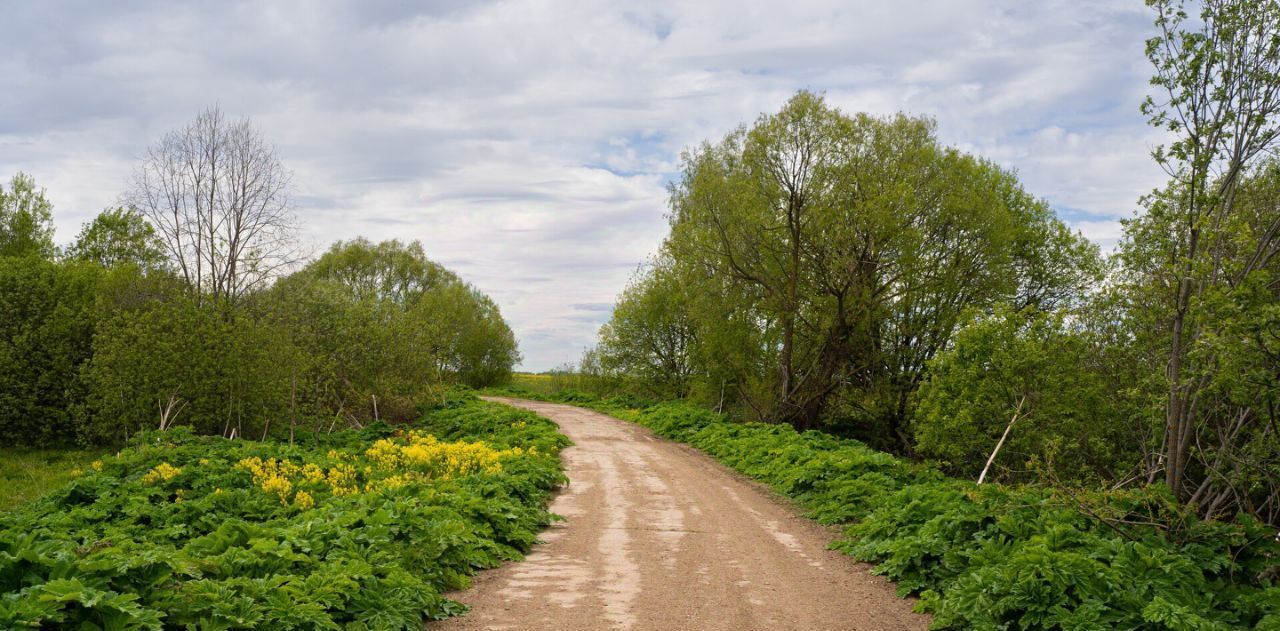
87, 283, 298, 443
912, 306, 1140, 484
0, 257, 103, 444
507, 390, 1279, 629
0, 181, 523, 446
1, 170, 522, 447
0, 395, 569, 629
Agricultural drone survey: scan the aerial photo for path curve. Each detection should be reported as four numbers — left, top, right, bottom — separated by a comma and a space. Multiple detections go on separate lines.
429, 398, 928, 631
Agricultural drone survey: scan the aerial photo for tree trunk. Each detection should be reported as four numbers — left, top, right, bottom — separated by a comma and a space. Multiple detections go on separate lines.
1165, 222, 1197, 497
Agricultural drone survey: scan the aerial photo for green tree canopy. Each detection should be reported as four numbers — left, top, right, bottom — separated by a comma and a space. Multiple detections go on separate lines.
65, 206, 166, 270
302, 238, 459, 304
0, 257, 102, 444
1127, 0, 1280, 518
642, 92, 1097, 445
0, 173, 57, 259
294, 239, 520, 389
595, 254, 699, 398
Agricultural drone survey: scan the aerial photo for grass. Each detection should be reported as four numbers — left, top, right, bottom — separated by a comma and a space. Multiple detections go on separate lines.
0, 447, 109, 511
507, 372, 559, 396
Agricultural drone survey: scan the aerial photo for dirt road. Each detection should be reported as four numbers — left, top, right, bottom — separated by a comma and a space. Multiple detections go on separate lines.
430, 398, 928, 631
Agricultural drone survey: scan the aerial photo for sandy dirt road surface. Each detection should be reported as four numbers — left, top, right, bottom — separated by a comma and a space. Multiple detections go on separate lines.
429, 397, 928, 631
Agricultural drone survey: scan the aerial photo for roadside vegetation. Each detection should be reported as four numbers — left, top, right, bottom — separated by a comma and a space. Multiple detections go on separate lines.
0, 394, 568, 628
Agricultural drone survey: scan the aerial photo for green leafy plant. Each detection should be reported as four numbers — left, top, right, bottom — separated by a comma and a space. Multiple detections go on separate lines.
0, 395, 568, 629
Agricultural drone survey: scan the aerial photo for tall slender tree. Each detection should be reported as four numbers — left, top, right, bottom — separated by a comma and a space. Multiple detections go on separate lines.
1140, 0, 1280, 497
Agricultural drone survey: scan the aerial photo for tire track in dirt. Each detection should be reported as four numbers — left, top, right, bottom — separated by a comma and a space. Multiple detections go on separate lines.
428, 398, 928, 631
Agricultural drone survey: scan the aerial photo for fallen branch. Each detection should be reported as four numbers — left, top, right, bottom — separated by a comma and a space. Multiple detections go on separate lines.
978, 395, 1026, 485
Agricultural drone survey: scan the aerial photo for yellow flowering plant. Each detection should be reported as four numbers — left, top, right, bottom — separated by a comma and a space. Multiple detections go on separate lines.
0, 396, 570, 628
232, 430, 530, 508
141, 462, 182, 485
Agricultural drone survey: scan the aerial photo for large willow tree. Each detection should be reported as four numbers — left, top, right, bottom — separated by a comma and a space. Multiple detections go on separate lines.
608, 93, 1097, 446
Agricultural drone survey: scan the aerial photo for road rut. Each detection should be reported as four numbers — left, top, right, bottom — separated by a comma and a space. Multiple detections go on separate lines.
429, 397, 928, 631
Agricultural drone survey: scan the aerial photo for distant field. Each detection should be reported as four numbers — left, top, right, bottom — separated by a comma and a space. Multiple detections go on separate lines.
509, 372, 558, 394
0, 447, 109, 511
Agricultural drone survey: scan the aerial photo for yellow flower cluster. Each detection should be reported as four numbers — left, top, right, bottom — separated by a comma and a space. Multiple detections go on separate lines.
237, 457, 301, 505
301, 463, 325, 484
141, 462, 182, 485
364, 431, 518, 480
261, 474, 293, 503
294, 490, 315, 509
231, 432, 526, 508
326, 463, 359, 496
236, 456, 363, 507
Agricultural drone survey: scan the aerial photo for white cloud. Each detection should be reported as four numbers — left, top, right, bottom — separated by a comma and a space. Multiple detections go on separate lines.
0, 0, 1171, 370
1074, 220, 1127, 249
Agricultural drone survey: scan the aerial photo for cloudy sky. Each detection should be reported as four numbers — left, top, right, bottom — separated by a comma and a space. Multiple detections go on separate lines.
1, 0, 1170, 371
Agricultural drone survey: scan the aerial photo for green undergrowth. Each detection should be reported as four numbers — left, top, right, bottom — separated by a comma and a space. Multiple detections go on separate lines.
0, 392, 569, 629
487, 386, 1280, 630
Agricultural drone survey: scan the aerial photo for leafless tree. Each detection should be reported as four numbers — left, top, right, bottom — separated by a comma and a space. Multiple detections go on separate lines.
125, 106, 299, 302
